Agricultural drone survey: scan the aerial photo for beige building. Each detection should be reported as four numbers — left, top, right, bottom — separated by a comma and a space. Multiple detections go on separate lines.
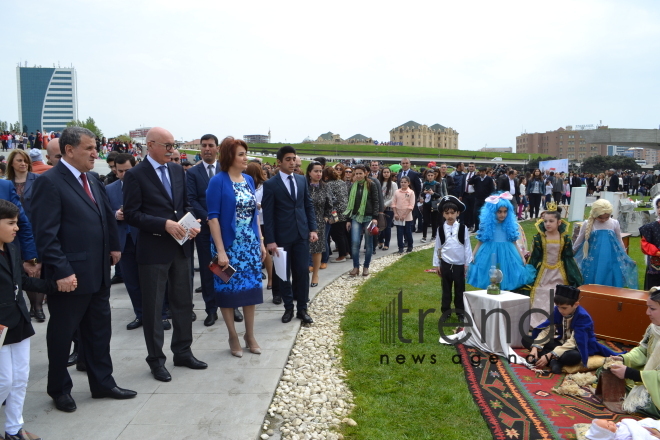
312, 132, 374, 145
516, 126, 609, 160
389, 120, 459, 149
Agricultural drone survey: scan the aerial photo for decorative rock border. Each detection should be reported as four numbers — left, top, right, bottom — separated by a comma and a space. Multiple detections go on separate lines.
262, 244, 435, 439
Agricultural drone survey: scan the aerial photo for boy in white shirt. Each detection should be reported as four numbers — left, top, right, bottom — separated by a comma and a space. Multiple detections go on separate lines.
433, 195, 472, 319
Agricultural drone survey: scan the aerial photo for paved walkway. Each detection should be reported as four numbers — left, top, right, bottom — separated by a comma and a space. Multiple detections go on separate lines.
2, 238, 425, 439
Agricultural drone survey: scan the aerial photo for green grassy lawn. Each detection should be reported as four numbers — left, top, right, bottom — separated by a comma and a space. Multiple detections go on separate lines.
340, 212, 647, 439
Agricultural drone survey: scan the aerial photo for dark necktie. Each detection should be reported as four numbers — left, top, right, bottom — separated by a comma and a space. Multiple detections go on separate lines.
159, 165, 173, 199
288, 175, 296, 200
208, 164, 214, 179
80, 173, 96, 204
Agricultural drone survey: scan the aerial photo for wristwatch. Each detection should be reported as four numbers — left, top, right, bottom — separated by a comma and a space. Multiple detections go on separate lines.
25, 258, 38, 265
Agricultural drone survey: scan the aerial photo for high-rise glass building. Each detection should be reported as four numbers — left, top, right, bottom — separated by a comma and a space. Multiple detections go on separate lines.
16, 66, 78, 134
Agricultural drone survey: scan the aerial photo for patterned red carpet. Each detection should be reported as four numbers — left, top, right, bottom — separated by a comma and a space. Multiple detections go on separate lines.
457, 342, 641, 440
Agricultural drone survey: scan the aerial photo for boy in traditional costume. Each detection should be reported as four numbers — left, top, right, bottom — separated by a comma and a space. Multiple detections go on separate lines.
525, 285, 619, 374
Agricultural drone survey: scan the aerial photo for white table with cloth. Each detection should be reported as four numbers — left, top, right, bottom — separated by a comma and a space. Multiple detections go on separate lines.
440, 290, 532, 365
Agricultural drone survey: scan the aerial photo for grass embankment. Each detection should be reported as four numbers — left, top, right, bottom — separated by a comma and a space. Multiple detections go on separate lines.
340, 210, 647, 439
247, 143, 543, 161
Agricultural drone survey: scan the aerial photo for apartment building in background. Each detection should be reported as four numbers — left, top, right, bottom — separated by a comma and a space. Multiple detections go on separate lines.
516, 126, 608, 161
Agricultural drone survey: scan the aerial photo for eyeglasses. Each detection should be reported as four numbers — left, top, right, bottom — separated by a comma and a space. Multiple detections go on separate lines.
171, 158, 180, 162
150, 140, 177, 151
345, 170, 353, 173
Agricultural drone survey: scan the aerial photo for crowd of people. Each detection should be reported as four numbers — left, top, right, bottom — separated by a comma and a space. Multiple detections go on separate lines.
1, 130, 660, 438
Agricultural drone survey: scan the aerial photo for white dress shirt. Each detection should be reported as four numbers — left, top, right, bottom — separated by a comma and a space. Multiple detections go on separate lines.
279, 170, 298, 197
509, 178, 516, 196
433, 221, 473, 267
61, 158, 95, 202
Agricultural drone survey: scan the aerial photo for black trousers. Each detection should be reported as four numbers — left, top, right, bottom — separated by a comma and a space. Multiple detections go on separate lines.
422, 203, 439, 239
47, 288, 116, 397
139, 247, 193, 369
195, 228, 218, 315
440, 260, 465, 314
553, 191, 562, 204
462, 194, 475, 229
521, 337, 582, 367
330, 221, 350, 258
474, 199, 485, 232
528, 193, 542, 219
272, 239, 310, 312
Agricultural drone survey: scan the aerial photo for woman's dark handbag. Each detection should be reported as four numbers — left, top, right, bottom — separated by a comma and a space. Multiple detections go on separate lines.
377, 213, 387, 230
431, 200, 440, 212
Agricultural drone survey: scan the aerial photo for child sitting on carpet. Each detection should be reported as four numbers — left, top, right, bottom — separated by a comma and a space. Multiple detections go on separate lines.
585, 418, 660, 440
524, 285, 619, 374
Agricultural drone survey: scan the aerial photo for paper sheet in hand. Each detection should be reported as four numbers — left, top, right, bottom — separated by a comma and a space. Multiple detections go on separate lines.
272, 247, 288, 281
172, 212, 199, 245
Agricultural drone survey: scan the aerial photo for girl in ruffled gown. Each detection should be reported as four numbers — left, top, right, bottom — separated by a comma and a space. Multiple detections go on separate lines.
573, 199, 638, 289
467, 192, 536, 291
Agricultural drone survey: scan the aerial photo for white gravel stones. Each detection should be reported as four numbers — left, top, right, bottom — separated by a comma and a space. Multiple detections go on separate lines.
265, 245, 434, 438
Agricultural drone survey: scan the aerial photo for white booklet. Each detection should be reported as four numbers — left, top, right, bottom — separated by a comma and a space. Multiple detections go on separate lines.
172, 212, 200, 245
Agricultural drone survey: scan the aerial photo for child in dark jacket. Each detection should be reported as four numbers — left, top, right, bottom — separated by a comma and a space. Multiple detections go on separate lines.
524, 284, 619, 374
0, 199, 57, 440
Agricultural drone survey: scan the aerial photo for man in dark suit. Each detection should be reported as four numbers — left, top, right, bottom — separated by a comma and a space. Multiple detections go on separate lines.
123, 127, 206, 383
607, 169, 620, 192
399, 158, 422, 232
186, 134, 242, 326
31, 127, 136, 413
106, 153, 168, 330
460, 162, 476, 230
497, 169, 519, 213
469, 167, 495, 232
262, 145, 318, 324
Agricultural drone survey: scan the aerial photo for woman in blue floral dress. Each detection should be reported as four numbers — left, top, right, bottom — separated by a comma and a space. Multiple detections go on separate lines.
207, 137, 266, 358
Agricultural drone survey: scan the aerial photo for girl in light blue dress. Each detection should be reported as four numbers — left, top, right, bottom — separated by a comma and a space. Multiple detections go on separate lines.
573, 198, 638, 288
467, 192, 536, 291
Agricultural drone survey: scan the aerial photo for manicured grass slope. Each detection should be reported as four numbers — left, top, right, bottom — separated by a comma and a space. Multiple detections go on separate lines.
340, 215, 645, 439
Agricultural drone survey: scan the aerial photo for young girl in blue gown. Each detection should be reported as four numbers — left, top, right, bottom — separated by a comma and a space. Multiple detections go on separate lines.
467, 192, 537, 291
573, 198, 638, 288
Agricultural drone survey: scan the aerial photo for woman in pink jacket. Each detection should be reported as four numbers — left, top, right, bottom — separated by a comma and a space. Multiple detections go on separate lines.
391, 176, 415, 253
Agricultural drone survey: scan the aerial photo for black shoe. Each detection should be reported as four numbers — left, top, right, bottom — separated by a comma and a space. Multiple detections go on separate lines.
111, 275, 123, 285
53, 394, 76, 412
311, 282, 318, 287
296, 311, 314, 324
29, 307, 35, 318
282, 309, 294, 323
173, 356, 208, 370
261, 273, 267, 280
192, 311, 197, 322
550, 359, 563, 375
233, 308, 243, 322
126, 318, 142, 330
204, 313, 218, 327
195, 286, 203, 293
272, 295, 282, 305
92, 386, 137, 399
76, 362, 86, 372
406, 248, 413, 253
66, 352, 78, 367
151, 365, 172, 382
34, 309, 46, 322
162, 319, 172, 330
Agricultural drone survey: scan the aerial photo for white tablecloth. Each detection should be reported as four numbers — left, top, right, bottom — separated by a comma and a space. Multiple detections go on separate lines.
440, 290, 531, 364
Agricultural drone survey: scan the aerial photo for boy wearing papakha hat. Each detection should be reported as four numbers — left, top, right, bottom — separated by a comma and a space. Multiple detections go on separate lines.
432, 195, 472, 320
524, 284, 620, 374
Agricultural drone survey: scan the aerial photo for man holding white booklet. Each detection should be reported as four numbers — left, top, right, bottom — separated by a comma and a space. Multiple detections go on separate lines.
123, 127, 207, 383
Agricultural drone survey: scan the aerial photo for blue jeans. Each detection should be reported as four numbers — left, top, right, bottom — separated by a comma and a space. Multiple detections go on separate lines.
351, 219, 374, 269
396, 221, 413, 251
321, 221, 332, 264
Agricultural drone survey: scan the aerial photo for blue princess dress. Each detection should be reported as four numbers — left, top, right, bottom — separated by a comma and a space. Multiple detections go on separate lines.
467, 222, 536, 291
573, 218, 637, 289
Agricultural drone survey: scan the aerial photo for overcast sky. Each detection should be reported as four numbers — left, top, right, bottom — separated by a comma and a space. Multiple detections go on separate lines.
3, 0, 660, 150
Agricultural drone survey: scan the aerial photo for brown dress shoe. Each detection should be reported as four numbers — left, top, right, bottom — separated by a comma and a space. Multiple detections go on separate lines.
320, 263, 328, 269
362, 268, 370, 276
349, 267, 360, 276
